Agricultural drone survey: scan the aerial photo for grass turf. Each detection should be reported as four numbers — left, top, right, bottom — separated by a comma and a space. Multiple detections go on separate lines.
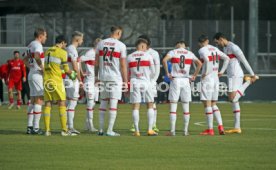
0, 103, 276, 170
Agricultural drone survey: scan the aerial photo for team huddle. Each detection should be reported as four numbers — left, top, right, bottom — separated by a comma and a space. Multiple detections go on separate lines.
22, 26, 258, 136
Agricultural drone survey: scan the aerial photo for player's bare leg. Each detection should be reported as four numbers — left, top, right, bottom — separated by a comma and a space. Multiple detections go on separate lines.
212, 101, 225, 135
147, 102, 158, 136
26, 97, 34, 134
132, 103, 140, 136
8, 88, 14, 109
166, 101, 177, 136
31, 96, 43, 135
182, 102, 190, 136
16, 90, 22, 109
200, 100, 215, 136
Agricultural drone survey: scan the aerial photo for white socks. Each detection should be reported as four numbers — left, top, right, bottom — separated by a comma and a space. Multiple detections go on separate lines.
27, 104, 34, 127
232, 102, 241, 129
153, 103, 157, 127
213, 105, 223, 126
147, 108, 154, 131
99, 100, 107, 132
233, 81, 251, 102
86, 99, 95, 130
67, 100, 77, 129
169, 102, 177, 132
33, 104, 42, 129
107, 99, 118, 133
205, 107, 213, 129
182, 102, 190, 133
132, 109, 139, 132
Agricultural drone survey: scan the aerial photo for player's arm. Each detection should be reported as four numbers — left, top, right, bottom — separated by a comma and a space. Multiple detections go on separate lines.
162, 52, 173, 80
198, 50, 209, 79
234, 47, 258, 82
34, 52, 43, 71
217, 50, 230, 77
152, 53, 160, 82
120, 45, 128, 91
21, 62, 27, 82
149, 57, 156, 79
191, 57, 202, 81
71, 58, 81, 82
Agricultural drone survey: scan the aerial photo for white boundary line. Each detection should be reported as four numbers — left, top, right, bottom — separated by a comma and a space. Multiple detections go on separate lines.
194, 119, 276, 131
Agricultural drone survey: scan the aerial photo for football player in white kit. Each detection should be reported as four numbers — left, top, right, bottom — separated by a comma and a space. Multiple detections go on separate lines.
95, 26, 128, 136
198, 35, 230, 136
65, 31, 84, 135
80, 38, 102, 133
128, 38, 157, 136
163, 41, 202, 136
130, 35, 161, 133
213, 32, 259, 134
23, 28, 47, 135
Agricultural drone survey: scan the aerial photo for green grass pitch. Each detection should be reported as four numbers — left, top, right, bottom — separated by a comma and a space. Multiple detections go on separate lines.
0, 103, 276, 170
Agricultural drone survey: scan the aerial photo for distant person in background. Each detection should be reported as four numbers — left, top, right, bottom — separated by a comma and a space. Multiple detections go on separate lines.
7, 51, 26, 109
21, 66, 31, 105
0, 63, 9, 105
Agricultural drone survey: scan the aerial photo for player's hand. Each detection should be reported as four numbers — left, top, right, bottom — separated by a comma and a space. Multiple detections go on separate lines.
202, 73, 207, 79
23, 77, 26, 82
79, 81, 84, 88
190, 75, 196, 82
122, 82, 129, 93
251, 75, 259, 83
218, 72, 223, 77
167, 73, 173, 80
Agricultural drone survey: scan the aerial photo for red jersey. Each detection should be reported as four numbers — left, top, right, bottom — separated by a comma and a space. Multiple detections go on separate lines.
0, 63, 9, 82
7, 59, 26, 82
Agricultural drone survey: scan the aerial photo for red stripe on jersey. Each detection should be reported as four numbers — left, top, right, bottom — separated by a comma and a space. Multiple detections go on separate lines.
228, 54, 236, 59
99, 50, 121, 58
68, 57, 72, 62
31, 53, 44, 59
85, 60, 95, 66
171, 58, 193, 65
201, 56, 221, 63
128, 61, 151, 68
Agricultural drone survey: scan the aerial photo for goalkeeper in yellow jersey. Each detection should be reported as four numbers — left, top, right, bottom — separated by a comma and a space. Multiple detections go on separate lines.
43, 35, 77, 136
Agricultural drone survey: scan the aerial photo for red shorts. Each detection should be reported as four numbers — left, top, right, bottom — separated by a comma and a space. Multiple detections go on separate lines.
8, 79, 22, 91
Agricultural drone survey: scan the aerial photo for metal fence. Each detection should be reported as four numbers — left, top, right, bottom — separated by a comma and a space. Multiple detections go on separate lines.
0, 16, 276, 73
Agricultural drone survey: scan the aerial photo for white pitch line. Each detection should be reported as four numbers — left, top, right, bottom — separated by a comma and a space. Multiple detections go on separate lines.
194, 119, 276, 131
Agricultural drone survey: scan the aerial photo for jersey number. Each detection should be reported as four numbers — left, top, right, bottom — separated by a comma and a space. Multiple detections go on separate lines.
103, 47, 115, 62
179, 55, 185, 69
211, 52, 219, 65
135, 58, 141, 71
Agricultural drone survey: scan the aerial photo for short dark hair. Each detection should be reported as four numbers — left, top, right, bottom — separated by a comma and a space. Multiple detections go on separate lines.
135, 38, 149, 47
13, 50, 20, 55
213, 32, 228, 40
110, 26, 123, 33
175, 40, 186, 46
55, 35, 67, 44
198, 34, 209, 43
138, 35, 151, 46
34, 28, 46, 38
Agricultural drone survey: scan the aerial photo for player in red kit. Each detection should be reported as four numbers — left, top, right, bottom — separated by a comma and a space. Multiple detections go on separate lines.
7, 51, 26, 109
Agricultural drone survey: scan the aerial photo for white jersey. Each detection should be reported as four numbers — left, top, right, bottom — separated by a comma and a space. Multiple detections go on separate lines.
127, 50, 155, 81
66, 44, 79, 71
147, 48, 160, 82
167, 47, 197, 78
27, 40, 44, 75
80, 48, 95, 80
96, 38, 127, 82
223, 42, 254, 78
198, 45, 229, 80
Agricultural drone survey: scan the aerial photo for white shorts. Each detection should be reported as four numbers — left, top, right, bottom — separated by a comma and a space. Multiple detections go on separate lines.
64, 79, 79, 100
130, 79, 154, 103
151, 81, 158, 98
200, 77, 219, 101
28, 73, 43, 97
169, 78, 191, 102
228, 77, 243, 92
84, 78, 95, 100
100, 81, 122, 100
